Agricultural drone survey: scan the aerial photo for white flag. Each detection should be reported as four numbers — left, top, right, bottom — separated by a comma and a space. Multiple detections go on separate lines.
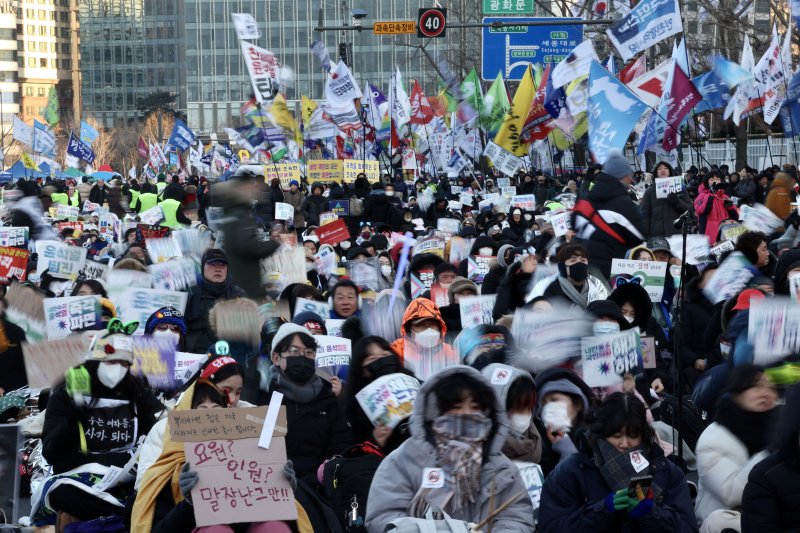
763, 30, 792, 124
241, 40, 280, 104
12, 116, 33, 145
232, 13, 261, 40
391, 68, 412, 129
551, 40, 599, 89
627, 60, 672, 107
149, 142, 168, 168
325, 61, 362, 106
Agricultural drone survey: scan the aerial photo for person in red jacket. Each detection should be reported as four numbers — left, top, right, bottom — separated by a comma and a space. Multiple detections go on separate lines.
694, 172, 739, 243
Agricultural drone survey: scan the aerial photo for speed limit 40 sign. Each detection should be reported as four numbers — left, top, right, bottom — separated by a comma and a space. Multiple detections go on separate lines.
417, 8, 447, 38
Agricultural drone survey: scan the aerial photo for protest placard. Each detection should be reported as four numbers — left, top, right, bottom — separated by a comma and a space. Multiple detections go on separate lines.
5, 281, 46, 342
149, 258, 198, 291
654, 176, 685, 199
106, 269, 153, 298
131, 336, 176, 391
467, 255, 494, 284
342, 160, 379, 183
315, 335, 351, 380
501, 186, 516, 198
514, 462, 545, 525
497, 178, 510, 188
169, 406, 296, 526
410, 270, 435, 299
319, 211, 338, 226
293, 297, 330, 319
139, 205, 164, 225
117, 288, 187, 335
43, 295, 101, 340
356, 373, 421, 428
307, 160, 343, 183
459, 295, 497, 329
438, 218, 461, 233
459, 192, 474, 205
511, 195, 537, 210
317, 219, 349, 246
413, 236, 445, 258
791, 275, 800, 303
581, 329, 643, 387
274, 202, 294, 222
667, 234, 710, 265
82, 260, 109, 281
328, 199, 349, 217
264, 163, 301, 189
748, 298, 800, 365
55, 204, 79, 220
548, 211, 572, 237
82, 200, 100, 213
347, 257, 380, 292
0, 227, 28, 247
175, 352, 206, 382
146, 236, 183, 263
23, 335, 92, 388
0, 246, 28, 283
610, 259, 668, 303
641, 336, 657, 369
742, 203, 783, 234
35, 240, 87, 279
314, 246, 338, 276
719, 222, 747, 244
325, 319, 344, 338
135, 224, 170, 245
702, 252, 755, 304
172, 229, 212, 257
709, 240, 735, 261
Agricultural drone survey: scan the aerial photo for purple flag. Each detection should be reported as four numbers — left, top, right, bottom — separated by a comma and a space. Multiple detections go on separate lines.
663, 66, 702, 151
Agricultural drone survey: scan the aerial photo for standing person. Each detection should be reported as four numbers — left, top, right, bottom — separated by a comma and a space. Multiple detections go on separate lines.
642, 162, 694, 237
301, 184, 328, 227
573, 150, 645, 278
9, 180, 57, 242
538, 392, 697, 532
765, 171, 796, 224
77, 177, 92, 203
0, 298, 27, 394
211, 169, 280, 299
158, 195, 192, 229
88, 179, 108, 205
365, 366, 533, 530
161, 175, 184, 202
694, 172, 739, 243
285, 180, 305, 231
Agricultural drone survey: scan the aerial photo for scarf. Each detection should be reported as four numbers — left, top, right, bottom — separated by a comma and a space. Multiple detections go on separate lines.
593, 439, 649, 493
558, 277, 589, 308
409, 413, 491, 517
267, 365, 324, 404
131, 383, 196, 533
715, 396, 775, 456
502, 426, 542, 463
199, 277, 230, 298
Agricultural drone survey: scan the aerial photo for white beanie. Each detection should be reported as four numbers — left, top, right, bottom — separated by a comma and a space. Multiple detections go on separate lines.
270, 323, 313, 355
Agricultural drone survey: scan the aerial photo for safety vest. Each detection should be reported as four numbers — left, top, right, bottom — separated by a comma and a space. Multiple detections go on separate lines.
159, 198, 183, 229
130, 190, 140, 210
51, 192, 69, 205
156, 182, 167, 195
70, 190, 79, 206
138, 192, 159, 213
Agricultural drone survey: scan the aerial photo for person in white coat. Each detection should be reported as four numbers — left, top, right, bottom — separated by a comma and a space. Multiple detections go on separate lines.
695, 365, 779, 533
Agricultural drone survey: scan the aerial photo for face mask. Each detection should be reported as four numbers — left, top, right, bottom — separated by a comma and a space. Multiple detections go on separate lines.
593, 321, 621, 335
624, 315, 635, 324
524, 214, 532, 221
432, 412, 492, 442
509, 412, 532, 435
567, 262, 589, 282
478, 247, 493, 256
306, 262, 315, 272
340, 241, 351, 250
534, 230, 541, 236
153, 329, 180, 348
97, 363, 128, 389
413, 328, 440, 348
380, 265, 392, 277
365, 356, 401, 379
283, 356, 317, 383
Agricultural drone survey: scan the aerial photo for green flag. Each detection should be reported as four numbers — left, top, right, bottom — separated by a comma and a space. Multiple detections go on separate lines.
460, 68, 483, 117
44, 86, 60, 127
481, 72, 510, 135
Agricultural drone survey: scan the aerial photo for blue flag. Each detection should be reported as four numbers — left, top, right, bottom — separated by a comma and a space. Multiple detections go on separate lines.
79, 121, 99, 144
66, 132, 96, 164
606, 0, 682, 61
692, 71, 731, 114
587, 60, 649, 163
780, 100, 800, 137
544, 72, 568, 120
711, 55, 753, 89
166, 119, 196, 152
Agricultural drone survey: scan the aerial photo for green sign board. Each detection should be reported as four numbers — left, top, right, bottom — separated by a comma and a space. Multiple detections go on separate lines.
482, 0, 534, 14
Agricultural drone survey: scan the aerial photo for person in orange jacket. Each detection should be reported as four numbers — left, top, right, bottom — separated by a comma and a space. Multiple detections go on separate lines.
390, 298, 459, 381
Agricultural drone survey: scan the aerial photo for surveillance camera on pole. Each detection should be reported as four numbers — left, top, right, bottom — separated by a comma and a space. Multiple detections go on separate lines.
351, 8, 367, 29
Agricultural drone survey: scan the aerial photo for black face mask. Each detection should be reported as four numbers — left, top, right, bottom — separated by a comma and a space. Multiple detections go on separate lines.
283, 356, 317, 383
568, 262, 589, 282
365, 356, 401, 379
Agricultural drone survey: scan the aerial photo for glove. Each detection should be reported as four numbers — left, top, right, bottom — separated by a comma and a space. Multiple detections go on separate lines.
179, 462, 199, 505
283, 460, 297, 491
605, 489, 636, 513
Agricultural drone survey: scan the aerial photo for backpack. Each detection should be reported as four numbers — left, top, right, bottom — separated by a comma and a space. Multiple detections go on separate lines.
350, 196, 364, 217
650, 393, 708, 452
322, 441, 385, 531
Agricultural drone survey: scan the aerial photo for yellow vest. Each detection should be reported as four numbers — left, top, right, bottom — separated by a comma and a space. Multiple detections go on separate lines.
50, 192, 69, 205
157, 182, 167, 195
130, 190, 140, 210
70, 190, 79, 206
138, 192, 159, 213
159, 198, 183, 229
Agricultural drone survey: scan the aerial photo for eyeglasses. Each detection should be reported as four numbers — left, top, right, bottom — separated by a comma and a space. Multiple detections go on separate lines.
281, 347, 317, 359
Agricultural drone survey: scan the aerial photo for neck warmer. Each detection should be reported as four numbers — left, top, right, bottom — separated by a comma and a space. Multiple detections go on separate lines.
200, 277, 230, 298
558, 276, 589, 308
715, 396, 776, 456
267, 364, 324, 404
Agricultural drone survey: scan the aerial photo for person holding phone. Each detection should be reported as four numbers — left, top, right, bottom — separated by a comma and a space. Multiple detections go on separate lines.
538, 392, 697, 532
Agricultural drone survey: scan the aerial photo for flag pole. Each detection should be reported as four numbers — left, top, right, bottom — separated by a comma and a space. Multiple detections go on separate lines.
775, 33, 800, 166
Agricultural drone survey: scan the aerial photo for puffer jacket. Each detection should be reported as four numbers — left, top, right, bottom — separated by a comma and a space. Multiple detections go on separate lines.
641, 185, 693, 237
390, 298, 458, 380
765, 172, 796, 224
365, 366, 534, 532
301, 193, 328, 226
694, 183, 738, 243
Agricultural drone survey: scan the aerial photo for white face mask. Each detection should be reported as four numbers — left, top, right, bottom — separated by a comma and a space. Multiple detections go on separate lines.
624, 315, 635, 324
380, 265, 392, 277
593, 321, 621, 335
340, 241, 351, 250
97, 363, 129, 389
524, 214, 533, 221
509, 412, 532, 435
478, 247, 493, 256
414, 328, 440, 348
153, 329, 181, 348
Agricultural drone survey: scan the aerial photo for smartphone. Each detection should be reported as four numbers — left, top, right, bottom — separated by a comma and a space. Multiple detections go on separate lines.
627, 475, 653, 501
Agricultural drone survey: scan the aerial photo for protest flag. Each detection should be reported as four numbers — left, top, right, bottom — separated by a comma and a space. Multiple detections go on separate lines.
606, 0, 682, 61
551, 40, 598, 89
494, 65, 536, 157
44, 87, 60, 127
662, 65, 702, 151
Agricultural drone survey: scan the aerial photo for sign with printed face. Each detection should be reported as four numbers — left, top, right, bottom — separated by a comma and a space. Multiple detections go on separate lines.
356, 372, 421, 428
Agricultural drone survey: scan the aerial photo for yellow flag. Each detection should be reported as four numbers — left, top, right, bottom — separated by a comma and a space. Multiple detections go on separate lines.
548, 129, 573, 151
271, 94, 297, 135
493, 65, 536, 157
301, 95, 317, 127
20, 153, 39, 170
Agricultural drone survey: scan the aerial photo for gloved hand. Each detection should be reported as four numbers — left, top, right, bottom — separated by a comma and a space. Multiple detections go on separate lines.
605, 489, 636, 513
179, 462, 199, 505
283, 460, 297, 491
628, 487, 654, 519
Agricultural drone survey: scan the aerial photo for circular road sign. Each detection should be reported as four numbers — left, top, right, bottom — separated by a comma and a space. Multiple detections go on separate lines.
417, 8, 447, 38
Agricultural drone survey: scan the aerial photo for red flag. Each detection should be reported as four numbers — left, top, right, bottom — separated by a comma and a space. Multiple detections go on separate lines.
521, 63, 555, 143
427, 95, 447, 117
409, 81, 434, 125
137, 137, 148, 158
619, 56, 647, 84
662, 65, 702, 151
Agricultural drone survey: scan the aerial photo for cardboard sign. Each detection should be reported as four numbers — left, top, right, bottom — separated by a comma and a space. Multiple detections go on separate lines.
355, 372, 421, 429
314, 335, 351, 380
459, 295, 497, 329
169, 406, 272, 442
640, 336, 657, 369
307, 160, 344, 183
23, 336, 92, 388
742, 203, 783, 234
131, 336, 177, 391
55, 204, 80, 220
328, 199, 349, 217
0, 246, 28, 283
467, 255, 494, 284
654, 176, 684, 199
514, 462, 544, 526
702, 252, 755, 304
511, 194, 537, 210
0, 227, 28, 247
748, 298, 800, 365
319, 211, 338, 227
43, 295, 102, 340
581, 329, 643, 387
117, 288, 187, 335
610, 259, 668, 303
317, 218, 350, 246
275, 202, 294, 222
146, 236, 183, 263
140, 205, 165, 225
35, 240, 87, 279
293, 297, 330, 319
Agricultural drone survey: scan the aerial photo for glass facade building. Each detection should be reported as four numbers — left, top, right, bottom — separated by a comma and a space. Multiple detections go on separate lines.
0, 9, 20, 133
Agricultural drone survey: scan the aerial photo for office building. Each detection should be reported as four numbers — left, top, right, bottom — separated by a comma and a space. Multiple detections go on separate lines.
0, 1, 19, 134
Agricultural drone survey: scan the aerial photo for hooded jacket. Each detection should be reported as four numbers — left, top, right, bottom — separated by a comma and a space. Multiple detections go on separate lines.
284, 188, 305, 228
741, 384, 800, 532
184, 276, 247, 353
765, 172, 796, 224
365, 366, 534, 531
456, 236, 500, 279
773, 248, 800, 296
694, 183, 738, 242
390, 298, 458, 380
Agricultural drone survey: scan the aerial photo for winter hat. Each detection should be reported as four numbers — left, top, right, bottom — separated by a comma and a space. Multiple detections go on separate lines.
270, 323, 313, 355
497, 244, 515, 269
292, 311, 327, 334
537, 378, 590, 413
647, 237, 671, 254
202, 248, 228, 267
370, 234, 389, 251
144, 306, 187, 337
447, 276, 479, 304
603, 150, 633, 180
289, 180, 299, 187
199, 354, 239, 380
731, 288, 765, 311
87, 318, 139, 364
586, 300, 631, 330
346, 246, 369, 261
